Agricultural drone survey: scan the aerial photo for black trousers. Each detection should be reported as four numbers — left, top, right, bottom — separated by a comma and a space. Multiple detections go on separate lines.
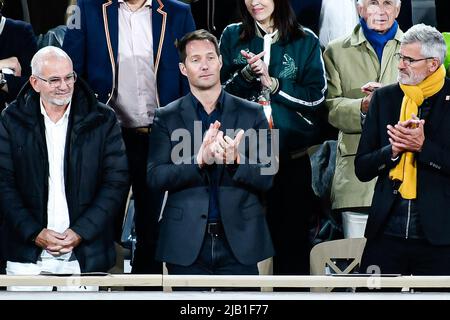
359, 234, 450, 292
266, 154, 314, 278
121, 127, 163, 275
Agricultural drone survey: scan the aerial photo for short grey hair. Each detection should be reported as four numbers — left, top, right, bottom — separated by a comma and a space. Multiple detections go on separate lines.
401, 24, 447, 65
357, 0, 401, 6
31, 46, 72, 76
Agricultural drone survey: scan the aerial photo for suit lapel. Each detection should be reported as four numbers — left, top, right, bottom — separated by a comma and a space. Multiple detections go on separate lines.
152, 0, 167, 80
102, 0, 118, 104
180, 95, 200, 153
426, 80, 450, 137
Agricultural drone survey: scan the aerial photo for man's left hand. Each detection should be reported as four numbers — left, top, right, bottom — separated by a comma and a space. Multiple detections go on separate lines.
216, 130, 244, 164
58, 229, 82, 254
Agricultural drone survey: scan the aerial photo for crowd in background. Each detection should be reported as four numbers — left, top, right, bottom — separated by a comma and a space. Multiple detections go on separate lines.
1, 0, 450, 291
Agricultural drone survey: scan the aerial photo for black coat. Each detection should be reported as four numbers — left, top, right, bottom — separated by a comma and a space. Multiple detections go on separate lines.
355, 79, 450, 245
0, 78, 129, 272
147, 92, 275, 266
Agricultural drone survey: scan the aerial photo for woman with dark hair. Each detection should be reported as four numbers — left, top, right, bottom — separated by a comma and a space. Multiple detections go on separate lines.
219, 0, 327, 279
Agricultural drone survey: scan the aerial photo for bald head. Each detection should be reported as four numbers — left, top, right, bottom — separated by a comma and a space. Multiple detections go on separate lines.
29, 46, 75, 109
31, 46, 73, 77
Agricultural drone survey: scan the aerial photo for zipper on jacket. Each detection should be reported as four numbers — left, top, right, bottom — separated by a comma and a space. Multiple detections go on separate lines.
405, 200, 411, 239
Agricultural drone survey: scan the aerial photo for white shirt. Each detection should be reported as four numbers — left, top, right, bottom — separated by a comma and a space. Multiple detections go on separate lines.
6, 101, 74, 276
114, 0, 157, 128
39, 100, 72, 260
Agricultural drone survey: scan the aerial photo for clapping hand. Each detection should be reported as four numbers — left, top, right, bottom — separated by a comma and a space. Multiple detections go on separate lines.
387, 114, 425, 157
197, 121, 245, 166
215, 129, 245, 164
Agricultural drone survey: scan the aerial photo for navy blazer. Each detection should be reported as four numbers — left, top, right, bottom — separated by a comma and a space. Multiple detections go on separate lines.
0, 18, 37, 110
62, 0, 195, 108
355, 79, 450, 245
147, 92, 275, 266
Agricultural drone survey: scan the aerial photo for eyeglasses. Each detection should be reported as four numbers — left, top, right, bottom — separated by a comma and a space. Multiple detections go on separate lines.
394, 53, 435, 66
34, 72, 77, 88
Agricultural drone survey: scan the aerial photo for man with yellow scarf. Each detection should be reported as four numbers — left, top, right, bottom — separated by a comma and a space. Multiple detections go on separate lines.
355, 24, 450, 280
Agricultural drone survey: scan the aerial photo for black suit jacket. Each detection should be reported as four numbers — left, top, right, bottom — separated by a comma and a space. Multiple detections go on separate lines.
355, 79, 450, 245
147, 92, 275, 266
0, 17, 37, 110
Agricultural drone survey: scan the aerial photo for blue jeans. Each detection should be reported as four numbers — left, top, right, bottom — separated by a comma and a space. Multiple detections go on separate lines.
166, 230, 258, 291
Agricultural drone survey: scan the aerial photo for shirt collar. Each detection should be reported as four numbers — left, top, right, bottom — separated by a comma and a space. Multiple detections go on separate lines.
255, 21, 280, 43
118, 0, 152, 9
191, 90, 225, 114
40, 99, 71, 125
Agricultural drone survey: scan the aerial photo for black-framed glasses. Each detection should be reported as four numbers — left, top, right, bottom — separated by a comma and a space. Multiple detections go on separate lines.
34, 71, 77, 88
394, 53, 435, 66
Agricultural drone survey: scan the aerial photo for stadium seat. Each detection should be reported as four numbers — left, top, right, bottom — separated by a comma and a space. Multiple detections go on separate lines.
310, 237, 367, 292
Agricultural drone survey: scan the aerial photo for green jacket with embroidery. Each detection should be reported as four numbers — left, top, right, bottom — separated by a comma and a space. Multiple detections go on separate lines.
219, 23, 327, 153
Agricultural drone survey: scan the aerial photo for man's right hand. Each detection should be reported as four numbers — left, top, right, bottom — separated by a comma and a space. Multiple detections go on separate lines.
197, 120, 221, 167
360, 82, 383, 114
34, 228, 67, 256
0, 57, 22, 77
361, 93, 373, 114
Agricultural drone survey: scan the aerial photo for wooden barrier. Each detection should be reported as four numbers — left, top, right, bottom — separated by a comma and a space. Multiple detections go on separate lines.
0, 274, 450, 289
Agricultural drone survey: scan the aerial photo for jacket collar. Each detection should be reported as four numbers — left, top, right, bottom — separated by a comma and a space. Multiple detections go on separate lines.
180, 90, 238, 135
10, 78, 103, 129
103, 0, 167, 62
152, 0, 167, 78
102, 0, 166, 106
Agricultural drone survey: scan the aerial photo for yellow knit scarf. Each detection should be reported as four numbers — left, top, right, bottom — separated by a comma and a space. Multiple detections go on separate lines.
389, 65, 446, 199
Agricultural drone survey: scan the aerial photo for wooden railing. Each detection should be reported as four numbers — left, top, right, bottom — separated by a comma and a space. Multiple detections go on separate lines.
1, 274, 450, 290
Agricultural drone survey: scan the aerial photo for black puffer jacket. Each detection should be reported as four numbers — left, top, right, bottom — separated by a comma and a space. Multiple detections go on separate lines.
0, 78, 129, 272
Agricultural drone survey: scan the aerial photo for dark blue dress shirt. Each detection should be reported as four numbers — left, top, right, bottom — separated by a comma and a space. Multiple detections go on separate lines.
191, 90, 225, 222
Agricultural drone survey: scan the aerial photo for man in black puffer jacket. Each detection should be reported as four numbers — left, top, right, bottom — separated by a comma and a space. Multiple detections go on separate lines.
0, 46, 129, 291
